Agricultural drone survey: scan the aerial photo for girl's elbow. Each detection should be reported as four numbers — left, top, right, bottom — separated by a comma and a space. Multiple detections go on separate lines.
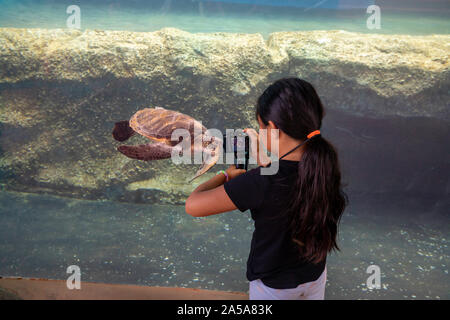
185, 196, 197, 217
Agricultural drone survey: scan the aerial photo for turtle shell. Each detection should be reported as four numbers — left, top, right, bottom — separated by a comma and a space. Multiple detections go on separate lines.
129, 107, 207, 144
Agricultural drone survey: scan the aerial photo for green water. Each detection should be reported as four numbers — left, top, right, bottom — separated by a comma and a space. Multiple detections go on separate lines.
0, 0, 449, 37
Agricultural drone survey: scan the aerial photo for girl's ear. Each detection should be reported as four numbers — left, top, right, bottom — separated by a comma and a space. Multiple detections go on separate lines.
267, 120, 278, 130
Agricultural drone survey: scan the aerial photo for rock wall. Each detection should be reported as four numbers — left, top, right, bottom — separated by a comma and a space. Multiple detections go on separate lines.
0, 27, 449, 205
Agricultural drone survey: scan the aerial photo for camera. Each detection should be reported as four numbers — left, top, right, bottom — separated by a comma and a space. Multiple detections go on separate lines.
222, 130, 250, 170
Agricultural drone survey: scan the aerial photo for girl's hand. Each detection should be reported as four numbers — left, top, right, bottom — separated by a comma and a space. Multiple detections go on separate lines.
243, 128, 271, 167
225, 165, 246, 180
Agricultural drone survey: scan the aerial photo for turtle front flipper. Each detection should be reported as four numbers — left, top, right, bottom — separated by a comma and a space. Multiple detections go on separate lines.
113, 120, 136, 142
117, 142, 175, 161
188, 143, 221, 182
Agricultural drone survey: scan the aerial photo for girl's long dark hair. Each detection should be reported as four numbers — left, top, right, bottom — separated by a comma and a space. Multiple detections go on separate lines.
256, 77, 348, 264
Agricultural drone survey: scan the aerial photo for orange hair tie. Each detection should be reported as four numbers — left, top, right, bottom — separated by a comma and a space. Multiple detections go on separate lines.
307, 130, 321, 139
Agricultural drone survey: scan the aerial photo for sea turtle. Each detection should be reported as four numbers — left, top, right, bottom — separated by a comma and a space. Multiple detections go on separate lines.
112, 107, 221, 182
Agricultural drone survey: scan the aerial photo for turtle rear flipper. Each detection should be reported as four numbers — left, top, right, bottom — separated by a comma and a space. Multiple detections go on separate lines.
113, 120, 136, 142
118, 142, 175, 161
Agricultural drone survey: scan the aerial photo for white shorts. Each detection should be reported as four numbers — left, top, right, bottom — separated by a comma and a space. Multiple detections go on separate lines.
249, 265, 327, 300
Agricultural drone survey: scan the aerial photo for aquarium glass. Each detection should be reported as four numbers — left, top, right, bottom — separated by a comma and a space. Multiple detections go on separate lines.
0, 0, 449, 299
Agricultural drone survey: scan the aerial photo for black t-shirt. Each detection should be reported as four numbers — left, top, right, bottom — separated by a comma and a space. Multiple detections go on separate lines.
223, 159, 326, 289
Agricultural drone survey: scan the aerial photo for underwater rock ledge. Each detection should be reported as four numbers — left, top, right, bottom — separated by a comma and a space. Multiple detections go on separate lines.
0, 27, 449, 119
0, 27, 449, 205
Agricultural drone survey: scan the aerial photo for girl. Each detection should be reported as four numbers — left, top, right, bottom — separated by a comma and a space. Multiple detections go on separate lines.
185, 77, 348, 300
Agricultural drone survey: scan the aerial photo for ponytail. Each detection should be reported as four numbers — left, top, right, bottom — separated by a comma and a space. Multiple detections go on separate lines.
288, 134, 348, 263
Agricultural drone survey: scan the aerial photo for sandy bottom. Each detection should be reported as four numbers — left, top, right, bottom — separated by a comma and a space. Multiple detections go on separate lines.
0, 277, 248, 300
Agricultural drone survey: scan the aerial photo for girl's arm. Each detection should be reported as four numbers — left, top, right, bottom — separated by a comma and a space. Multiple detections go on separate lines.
185, 165, 246, 217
